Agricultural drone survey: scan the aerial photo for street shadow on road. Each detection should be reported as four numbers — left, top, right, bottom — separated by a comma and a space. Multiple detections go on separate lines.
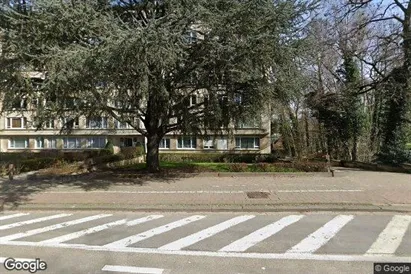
0, 169, 199, 210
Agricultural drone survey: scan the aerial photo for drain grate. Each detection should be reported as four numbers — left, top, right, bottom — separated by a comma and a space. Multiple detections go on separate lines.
246, 191, 270, 199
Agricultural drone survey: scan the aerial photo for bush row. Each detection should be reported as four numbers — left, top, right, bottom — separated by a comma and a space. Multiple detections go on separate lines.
159, 153, 278, 163
19, 158, 57, 173
120, 146, 144, 160
0, 149, 114, 164
92, 154, 125, 165
226, 161, 327, 172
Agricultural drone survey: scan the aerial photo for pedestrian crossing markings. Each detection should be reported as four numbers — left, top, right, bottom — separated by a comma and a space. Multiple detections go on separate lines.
0, 212, 410, 260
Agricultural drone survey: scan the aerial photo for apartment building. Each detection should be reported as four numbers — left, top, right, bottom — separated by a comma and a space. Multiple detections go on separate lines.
0, 115, 271, 154
0, 87, 271, 154
0, 27, 271, 155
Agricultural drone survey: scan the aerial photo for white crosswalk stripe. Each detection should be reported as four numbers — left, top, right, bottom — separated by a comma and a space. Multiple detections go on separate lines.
219, 215, 304, 252
0, 214, 71, 230
158, 215, 255, 251
102, 265, 165, 274
126, 215, 164, 226
0, 212, 409, 261
40, 215, 165, 244
0, 214, 112, 242
40, 219, 127, 244
366, 215, 411, 255
104, 215, 206, 248
286, 215, 355, 254
0, 213, 30, 221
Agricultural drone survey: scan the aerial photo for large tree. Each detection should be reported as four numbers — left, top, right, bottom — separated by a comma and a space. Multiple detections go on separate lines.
0, 0, 314, 171
345, 0, 411, 164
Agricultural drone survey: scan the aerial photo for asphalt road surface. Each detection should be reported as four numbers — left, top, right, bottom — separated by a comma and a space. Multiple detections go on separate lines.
0, 211, 410, 274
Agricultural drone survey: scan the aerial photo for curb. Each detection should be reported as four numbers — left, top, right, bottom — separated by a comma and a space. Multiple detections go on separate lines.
2, 171, 335, 181
4, 203, 411, 213
192, 172, 332, 177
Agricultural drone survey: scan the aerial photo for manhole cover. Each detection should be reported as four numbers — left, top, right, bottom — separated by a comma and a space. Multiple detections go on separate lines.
246, 191, 270, 199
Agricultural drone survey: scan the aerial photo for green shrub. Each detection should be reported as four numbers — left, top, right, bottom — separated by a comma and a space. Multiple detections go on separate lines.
61, 152, 88, 162
228, 163, 248, 172
20, 158, 57, 172
93, 154, 125, 165
252, 162, 270, 172
104, 140, 115, 155
159, 153, 221, 162
99, 149, 113, 156
120, 146, 144, 159
292, 161, 327, 172
158, 153, 277, 163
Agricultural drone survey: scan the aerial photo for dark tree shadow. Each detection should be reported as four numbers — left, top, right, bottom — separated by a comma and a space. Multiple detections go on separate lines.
0, 168, 199, 211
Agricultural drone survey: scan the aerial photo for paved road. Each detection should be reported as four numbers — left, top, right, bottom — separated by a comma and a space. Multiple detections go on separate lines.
0, 211, 410, 273
2, 170, 410, 212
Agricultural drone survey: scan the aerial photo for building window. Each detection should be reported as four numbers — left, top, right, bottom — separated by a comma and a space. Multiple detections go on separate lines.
86, 137, 106, 148
159, 138, 170, 149
120, 137, 139, 147
115, 120, 132, 129
9, 137, 29, 149
188, 95, 197, 107
6, 117, 27, 129
63, 118, 79, 129
45, 120, 55, 129
47, 137, 57, 149
11, 98, 28, 110
236, 118, 260, 129
216, 138, 228, 150
63, 137, 82, 149
177, 136, 196, 149
235, 137, 260, 149
203, 137, 214, 149
35, 137, 44, 149
86, 117, 108, 129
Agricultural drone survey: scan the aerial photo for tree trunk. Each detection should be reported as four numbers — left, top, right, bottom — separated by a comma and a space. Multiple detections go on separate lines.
145, 133, 161, 172
304, 111, 310, 153
352, 134, 358, 161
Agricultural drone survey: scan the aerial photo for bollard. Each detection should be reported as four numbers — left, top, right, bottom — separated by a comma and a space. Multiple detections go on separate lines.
325, 154, 334, 177
8, 163, 15, 180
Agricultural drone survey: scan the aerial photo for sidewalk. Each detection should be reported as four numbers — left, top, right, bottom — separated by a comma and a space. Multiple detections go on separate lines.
1, 169, 410, 212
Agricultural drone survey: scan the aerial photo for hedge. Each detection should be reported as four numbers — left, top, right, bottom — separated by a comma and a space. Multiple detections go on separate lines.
120, 146, 145, 160
92, 154, 125, 165
159, 153, 278, 163
19, 158, 57, 173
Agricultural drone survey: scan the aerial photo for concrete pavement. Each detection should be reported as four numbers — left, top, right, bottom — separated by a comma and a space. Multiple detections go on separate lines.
0, 211, 410, 274
0, 169, 410, 212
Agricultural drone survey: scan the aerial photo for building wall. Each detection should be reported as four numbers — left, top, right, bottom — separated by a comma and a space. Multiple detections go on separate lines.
0, 109, 271, 154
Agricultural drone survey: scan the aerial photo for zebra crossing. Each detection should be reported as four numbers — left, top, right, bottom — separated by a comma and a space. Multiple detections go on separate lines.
0, 212, 410, 262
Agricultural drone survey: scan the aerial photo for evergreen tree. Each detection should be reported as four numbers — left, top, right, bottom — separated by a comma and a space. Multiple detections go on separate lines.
0, 0, 312, 171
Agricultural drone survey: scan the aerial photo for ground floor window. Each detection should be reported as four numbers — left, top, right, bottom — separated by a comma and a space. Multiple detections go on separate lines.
86, 137, 106, 148
216, 138, 228, 150
9, 137, 29, 149
177, 136, 196, 149
35, 137, 44, 149
203, 137, 214, 149
159, 138, 170, 149
120, 137, 140, 147
63, 137, 82, 149
235, 137, 260, 149
47, 137, 57, 149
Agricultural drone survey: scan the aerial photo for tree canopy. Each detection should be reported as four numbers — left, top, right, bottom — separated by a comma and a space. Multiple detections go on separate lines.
0, 0, 314, 171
